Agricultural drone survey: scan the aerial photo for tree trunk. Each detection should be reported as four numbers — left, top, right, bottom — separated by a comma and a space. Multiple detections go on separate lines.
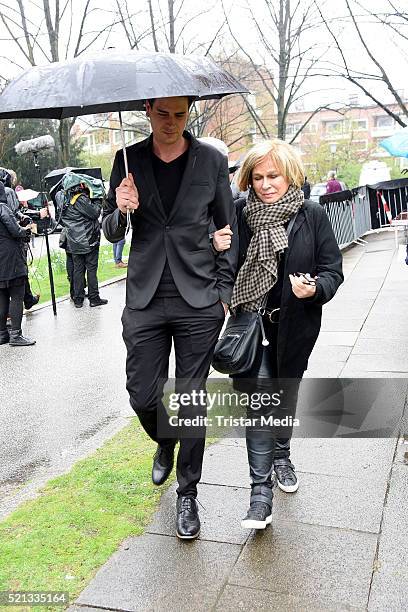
277, 0, 289, 140
58, 119, 72, 166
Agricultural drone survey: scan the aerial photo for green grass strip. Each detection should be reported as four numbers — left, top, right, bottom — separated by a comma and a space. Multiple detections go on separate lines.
28, 243, 130, 304
0, 419, 167, 611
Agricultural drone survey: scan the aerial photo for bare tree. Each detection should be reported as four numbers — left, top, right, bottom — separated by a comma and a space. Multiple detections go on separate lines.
0, 1, 118, 165
316, 0, 408, 126
222, 0, 329, 140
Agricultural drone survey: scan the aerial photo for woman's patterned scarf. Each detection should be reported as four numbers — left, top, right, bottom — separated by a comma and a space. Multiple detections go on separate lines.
231, 185, 304, 311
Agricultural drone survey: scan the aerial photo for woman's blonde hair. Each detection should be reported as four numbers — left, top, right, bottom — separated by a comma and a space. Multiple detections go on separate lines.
237, 139, 305, 192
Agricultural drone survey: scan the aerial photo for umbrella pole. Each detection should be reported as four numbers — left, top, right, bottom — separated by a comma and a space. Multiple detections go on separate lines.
34, 152, 57, 316
118, 110, 132, 234
118, 110, 129, 175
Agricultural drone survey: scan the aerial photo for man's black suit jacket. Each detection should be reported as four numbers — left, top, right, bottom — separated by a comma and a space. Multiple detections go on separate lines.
102, 132, 238, 309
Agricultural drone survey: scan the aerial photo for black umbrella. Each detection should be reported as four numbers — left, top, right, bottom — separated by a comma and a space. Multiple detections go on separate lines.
0, 49, 248, 221
0, 49, 248, 120
44, 167, 103, 190
0, 50, 248, 315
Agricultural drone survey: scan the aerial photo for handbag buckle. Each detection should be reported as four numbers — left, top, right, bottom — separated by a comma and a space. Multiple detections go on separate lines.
268, 308, 280, 323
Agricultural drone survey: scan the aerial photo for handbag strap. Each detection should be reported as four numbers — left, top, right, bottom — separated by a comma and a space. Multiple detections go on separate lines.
286, 211, 298, 238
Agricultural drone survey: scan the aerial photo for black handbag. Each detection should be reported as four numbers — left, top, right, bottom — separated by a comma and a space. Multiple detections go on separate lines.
211, 300, 269, 375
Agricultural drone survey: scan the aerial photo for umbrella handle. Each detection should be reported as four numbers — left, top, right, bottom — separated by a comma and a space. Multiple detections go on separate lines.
119, 110, 132, 235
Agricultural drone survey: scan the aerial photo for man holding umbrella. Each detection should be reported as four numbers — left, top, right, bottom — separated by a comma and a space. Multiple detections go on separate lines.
103, 96, 238, 540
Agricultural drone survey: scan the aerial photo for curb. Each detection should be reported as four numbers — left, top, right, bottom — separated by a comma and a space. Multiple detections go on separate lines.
24, 273, 127, 315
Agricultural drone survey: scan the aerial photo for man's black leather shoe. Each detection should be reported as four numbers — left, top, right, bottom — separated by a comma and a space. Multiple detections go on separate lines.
176, 496, 200, 540
152, 443, 175, 485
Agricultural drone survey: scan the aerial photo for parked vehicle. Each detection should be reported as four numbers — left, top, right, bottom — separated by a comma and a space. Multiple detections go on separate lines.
310, 180, 348, 203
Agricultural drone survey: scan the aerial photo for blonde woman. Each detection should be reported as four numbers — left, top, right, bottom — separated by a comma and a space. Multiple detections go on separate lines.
214, 139, 343, 529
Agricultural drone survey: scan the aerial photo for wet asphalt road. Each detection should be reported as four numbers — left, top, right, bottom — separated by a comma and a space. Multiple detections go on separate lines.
0, 279, 137, 517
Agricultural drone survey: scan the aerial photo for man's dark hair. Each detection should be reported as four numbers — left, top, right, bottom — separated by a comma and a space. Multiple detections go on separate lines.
146, 97, 195, 110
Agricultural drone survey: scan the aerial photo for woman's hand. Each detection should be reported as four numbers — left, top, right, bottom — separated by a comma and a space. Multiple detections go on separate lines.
116, 173, 139, 215
213, 224, 232, 252
289, 273, 317, 299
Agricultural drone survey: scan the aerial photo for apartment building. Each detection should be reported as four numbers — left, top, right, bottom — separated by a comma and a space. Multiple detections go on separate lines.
285, 102, 406, 160
72, 111, 149, 157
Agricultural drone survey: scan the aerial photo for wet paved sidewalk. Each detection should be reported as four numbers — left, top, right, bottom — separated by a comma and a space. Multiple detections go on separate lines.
62, 231, 408, 610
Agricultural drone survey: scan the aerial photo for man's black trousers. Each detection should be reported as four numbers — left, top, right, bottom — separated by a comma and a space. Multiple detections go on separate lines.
72, 246, 99, 302
122, 297, 225, 498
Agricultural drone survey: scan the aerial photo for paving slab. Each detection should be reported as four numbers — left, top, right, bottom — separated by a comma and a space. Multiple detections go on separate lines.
324, 297, 375, 311
321, 308, 371, 322
290, 438, 396, 480
352, 338, 408, 364
273, 471, 386, 533
368, 464, 408, 612
215, 584, 364, 612
343, 354, 408, 373
201, 443, 249, 488
335, 288, 378, 300
229, 520, 377, 609
339, 367, 408, 378
358, 317, 408, 340
304, 361, 346, 377
380, 279, 408, 293
315, 331, 360, 346
320, 318, 365, 332
147, 482, 250, 545
75, 533, 241, 612
334, 277, 383, 292
370, 295, 408, 311
307, 345, 353, 363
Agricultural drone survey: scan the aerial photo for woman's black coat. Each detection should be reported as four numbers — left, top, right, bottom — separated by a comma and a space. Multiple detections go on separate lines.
235, 197, 343, 377
0, 201, 29, 282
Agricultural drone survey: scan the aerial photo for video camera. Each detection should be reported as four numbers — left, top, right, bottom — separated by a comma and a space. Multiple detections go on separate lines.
24, 210, 53, 235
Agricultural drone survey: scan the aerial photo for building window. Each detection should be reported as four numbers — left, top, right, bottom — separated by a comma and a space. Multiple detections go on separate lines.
286, 123, 302, 136
349, 119, 367, 131
113, 130, 122, 144
94, 130, 110, 146
375, 115, 394, 128
324, 120, 344, 134
304, 122, 317, 133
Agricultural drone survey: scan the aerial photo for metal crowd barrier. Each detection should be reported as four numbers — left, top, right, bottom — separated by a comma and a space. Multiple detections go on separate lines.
318, 179, 408, 249
319, 190, 371, 249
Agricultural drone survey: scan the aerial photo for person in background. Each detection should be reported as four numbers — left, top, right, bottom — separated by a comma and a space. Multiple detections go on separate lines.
112, 237, 127, 268
0, 182, 36, 346
325, 171, 342, 194
61, 181, 107, 309
0, 168, 41, 310
301, 176, 311, 199
213, 139, 343, 529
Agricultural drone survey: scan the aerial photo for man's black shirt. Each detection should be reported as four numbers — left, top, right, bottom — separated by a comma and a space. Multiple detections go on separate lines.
151, 147, 189, 297
152, 149, 189, 217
